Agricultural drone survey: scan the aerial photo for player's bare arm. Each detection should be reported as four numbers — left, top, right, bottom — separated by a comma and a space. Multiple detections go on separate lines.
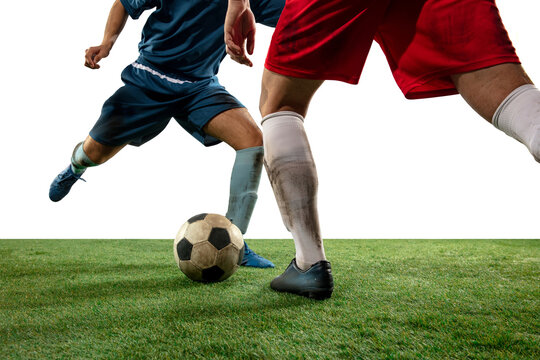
225, 0, 256, 67
85, 0, 129, 69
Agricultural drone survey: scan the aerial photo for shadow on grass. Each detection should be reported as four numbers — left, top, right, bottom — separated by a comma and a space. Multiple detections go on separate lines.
1, 273, 312, 343
2, 273, 236, 309
1, 260, 299, 311
0, 261, 172, 279
0, 261, 174, 282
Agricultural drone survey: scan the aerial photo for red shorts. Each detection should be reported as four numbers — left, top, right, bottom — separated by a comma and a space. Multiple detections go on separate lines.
265, 0, 520, 99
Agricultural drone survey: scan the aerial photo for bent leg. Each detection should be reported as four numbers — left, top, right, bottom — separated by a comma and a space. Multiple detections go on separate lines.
452, 63, 540, 162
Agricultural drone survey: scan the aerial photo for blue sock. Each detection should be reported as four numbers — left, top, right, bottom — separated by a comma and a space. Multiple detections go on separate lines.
71, 141, 97, 174
226, 146, 263, 234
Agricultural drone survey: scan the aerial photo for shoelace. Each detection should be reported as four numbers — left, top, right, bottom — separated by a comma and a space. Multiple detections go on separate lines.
58, 173, 86, 184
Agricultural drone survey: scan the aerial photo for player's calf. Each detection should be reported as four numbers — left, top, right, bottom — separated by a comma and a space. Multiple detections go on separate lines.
262, 111, 327, 270
225, 146, 275, 268
226, 146, 263, 233
493, 84, 540, 163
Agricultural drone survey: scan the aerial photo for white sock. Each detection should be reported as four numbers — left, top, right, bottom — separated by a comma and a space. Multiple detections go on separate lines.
492, 84, 540, 162
261, 111, 326, 270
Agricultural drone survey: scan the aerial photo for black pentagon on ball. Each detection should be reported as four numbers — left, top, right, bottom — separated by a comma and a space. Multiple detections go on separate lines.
187, 213, 207, 223
201, 265, 225, 282
208, 227, 231, 250
176, 238, 193, 260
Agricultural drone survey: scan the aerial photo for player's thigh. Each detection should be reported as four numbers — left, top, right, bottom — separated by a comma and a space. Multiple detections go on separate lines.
90, 84, 173, 148
203, 107, 262, 151
376, 0, 522, 100
451, 63, 533, 121
266, 0, 389, 88
260, 69, 323, 118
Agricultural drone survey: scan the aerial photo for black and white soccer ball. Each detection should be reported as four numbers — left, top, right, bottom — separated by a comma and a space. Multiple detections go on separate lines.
173, 213, 244, 282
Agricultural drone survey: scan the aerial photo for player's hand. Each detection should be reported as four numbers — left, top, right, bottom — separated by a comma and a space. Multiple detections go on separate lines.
224, 0, 256, 67
84, 45, 111, 69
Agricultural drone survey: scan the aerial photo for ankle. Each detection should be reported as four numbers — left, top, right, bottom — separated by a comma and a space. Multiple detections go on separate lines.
295, 257, 324, 271
70, 164, 86, 175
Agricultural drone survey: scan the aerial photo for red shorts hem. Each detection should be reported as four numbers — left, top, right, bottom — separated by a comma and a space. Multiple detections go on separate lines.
402, 56, 521, 99
265, 60, 360, 85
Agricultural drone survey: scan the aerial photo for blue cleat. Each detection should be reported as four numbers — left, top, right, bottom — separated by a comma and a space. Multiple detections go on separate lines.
49, 166, 85, 202
241, 242, 275, 268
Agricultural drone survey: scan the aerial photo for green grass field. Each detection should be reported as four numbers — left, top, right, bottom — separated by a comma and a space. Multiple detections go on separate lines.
1, 239, 538, 359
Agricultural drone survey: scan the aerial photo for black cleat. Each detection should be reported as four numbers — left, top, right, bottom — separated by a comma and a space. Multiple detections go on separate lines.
270, 259, 333, 300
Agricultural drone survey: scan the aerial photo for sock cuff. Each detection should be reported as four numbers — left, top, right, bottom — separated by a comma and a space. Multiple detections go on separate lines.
492, 84, 537, 129
236, 145, 263, 156
261, 111, 304, 125
71, 141, 97, 167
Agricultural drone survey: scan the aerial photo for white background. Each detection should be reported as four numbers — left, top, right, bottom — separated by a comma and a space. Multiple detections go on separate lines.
1, 1, 539, 239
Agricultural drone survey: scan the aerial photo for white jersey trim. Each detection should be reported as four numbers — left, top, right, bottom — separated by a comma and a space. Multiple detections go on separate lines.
131, 62, 194, 85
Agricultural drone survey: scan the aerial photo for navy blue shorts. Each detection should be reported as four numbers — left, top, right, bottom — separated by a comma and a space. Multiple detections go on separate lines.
89, 61, 244, 147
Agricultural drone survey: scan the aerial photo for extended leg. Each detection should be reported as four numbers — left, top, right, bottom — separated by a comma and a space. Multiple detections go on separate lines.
260, 70, 333, 299
451, 63, 540, 162
49, 136, 125, 202
260, 70, 326, 269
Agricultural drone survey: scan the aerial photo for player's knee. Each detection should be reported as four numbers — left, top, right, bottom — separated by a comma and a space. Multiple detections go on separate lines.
236, 128, 263, 150
250, 129, 263, 147
260, 71, 322, 117
259, 96, 310, 118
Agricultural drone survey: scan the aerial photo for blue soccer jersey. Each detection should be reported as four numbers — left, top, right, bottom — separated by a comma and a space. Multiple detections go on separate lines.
120, 0, 283, 80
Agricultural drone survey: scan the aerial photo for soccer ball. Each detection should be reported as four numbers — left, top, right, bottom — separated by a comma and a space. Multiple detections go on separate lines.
173, 213, 244, 282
